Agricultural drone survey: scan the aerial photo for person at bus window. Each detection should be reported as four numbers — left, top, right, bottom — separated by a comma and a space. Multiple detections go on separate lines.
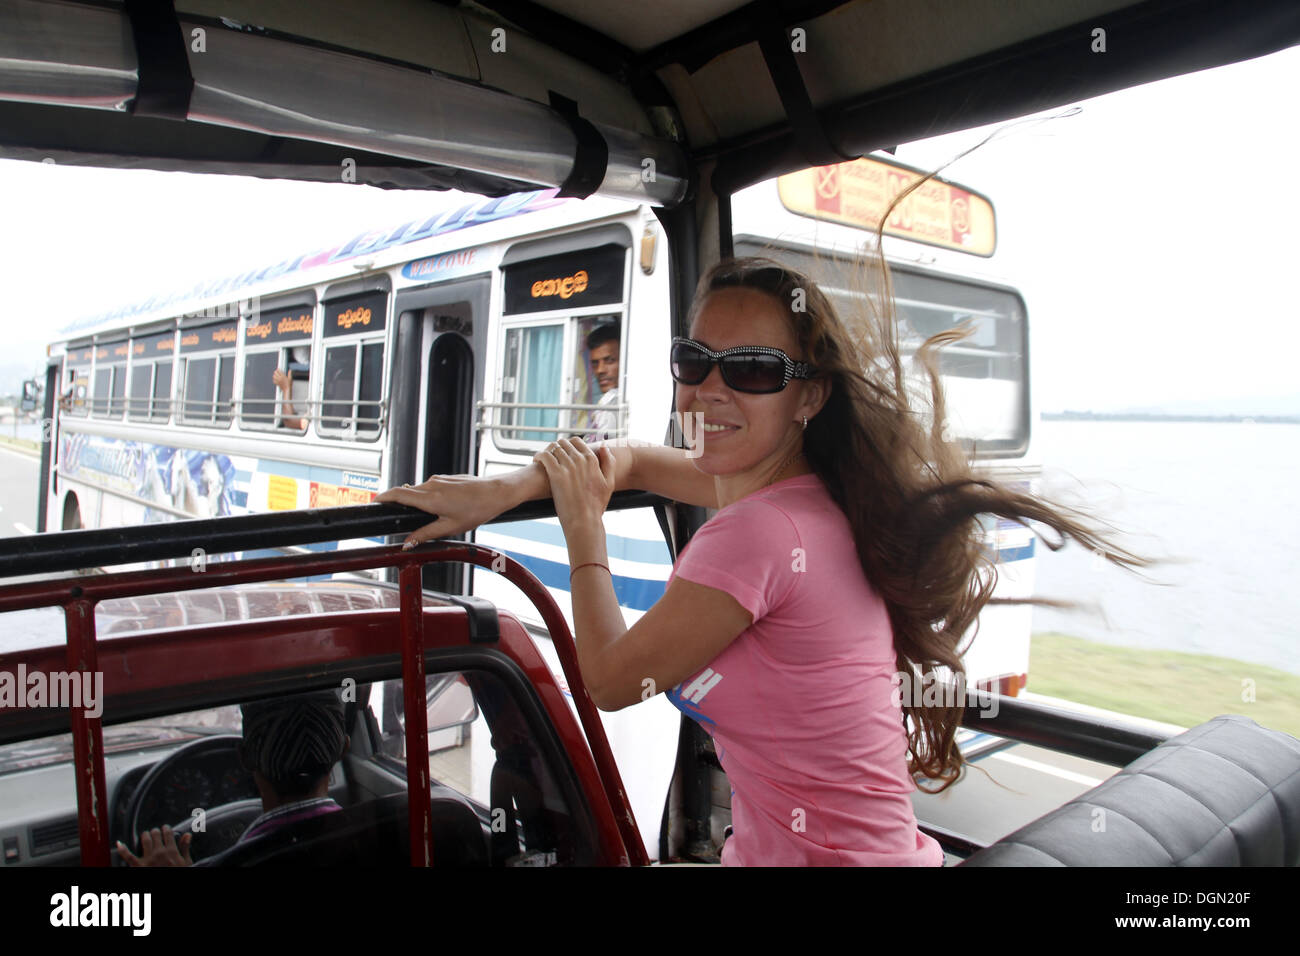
584, 322, 621, 441
272, 347, 310, 430
116, 688, 350, 867
377, 257, 1142, 866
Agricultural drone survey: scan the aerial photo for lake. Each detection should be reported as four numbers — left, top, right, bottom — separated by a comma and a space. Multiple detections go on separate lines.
1029, 419, 1300, 676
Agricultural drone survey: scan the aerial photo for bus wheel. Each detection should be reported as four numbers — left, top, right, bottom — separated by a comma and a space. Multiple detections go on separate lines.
62, 495, 82, 531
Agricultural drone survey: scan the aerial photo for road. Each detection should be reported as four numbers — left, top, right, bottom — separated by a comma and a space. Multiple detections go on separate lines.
0, 443, 39, 538
912, 738, 1120, 858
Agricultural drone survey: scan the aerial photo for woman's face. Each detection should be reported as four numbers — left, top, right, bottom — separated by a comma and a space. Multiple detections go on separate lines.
677, 287, 822, 477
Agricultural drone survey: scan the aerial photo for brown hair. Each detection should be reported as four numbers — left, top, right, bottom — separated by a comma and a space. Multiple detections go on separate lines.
688, 255, 1144, 790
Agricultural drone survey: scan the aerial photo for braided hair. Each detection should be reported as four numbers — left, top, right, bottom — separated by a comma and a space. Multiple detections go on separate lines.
240, 689, 347, 800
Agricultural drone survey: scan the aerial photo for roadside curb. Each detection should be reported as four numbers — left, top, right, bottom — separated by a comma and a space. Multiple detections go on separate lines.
0, 440, 39, 460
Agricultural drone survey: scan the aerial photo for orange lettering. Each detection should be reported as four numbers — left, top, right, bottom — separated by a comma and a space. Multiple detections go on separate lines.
530, 270, 593, 300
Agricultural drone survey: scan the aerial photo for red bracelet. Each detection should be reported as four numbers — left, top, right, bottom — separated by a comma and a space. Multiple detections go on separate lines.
569, 561, 611, 581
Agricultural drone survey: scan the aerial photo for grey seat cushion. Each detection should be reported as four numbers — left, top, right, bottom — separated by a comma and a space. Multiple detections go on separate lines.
960, 715, 1300, 866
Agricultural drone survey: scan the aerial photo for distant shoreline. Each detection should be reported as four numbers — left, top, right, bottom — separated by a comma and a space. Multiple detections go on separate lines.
1042, 411, 1300, 424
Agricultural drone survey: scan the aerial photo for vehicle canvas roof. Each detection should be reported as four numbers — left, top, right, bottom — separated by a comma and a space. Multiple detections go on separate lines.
1, 1, 1295, 201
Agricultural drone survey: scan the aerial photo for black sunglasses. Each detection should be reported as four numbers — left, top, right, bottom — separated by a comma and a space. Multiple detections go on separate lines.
670, 337, 817, 393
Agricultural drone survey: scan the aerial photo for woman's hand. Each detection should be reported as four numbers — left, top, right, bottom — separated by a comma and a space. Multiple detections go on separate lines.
376, 474, 513, 549
534, 438, 616, 537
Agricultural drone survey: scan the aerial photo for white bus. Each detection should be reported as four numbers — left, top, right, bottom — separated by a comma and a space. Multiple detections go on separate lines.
39, 157, 1036, 856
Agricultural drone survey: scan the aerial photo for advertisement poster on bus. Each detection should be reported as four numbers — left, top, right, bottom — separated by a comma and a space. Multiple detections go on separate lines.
60, 433, 238, 521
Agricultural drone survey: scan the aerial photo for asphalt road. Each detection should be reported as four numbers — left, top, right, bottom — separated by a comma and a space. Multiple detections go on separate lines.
912, 739, 1120, 858
0, 443, 40, 539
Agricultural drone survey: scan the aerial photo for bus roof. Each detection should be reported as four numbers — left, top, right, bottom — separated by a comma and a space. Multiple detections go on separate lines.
55, 188, 576, 339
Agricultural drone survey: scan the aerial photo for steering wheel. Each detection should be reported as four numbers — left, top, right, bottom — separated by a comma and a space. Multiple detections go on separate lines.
123, 735, 263, 863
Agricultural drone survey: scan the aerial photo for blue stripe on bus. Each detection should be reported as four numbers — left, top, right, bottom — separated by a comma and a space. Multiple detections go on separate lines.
485, 518, 672, 566
998, 541, 1035, 563
494, 549, 666, 612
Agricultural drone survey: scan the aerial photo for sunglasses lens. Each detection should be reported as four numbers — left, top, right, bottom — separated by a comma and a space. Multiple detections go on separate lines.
670, 342, 712, 384
723, 353, 786, 392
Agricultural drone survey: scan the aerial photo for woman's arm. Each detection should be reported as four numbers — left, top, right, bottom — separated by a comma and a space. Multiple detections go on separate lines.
580, 575, 752, 711
612, 442, 718, 510
535, 439, 745, 712
376, 439, 717, 548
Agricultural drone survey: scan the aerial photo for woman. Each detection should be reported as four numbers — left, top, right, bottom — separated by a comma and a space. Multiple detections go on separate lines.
377, 257, 1136, 866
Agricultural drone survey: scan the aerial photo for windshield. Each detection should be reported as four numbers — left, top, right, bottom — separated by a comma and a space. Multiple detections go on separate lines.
0, 706, 241, 776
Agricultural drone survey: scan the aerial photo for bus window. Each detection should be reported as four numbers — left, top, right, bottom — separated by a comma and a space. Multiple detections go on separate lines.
178, 319, 238, 426
64, 344, 92, 417
91, 340, 128, 418
240, 305, 314, 431
575, 315, 622, 441
127, 330, 176, 423
241, 351, 281, 427
495, 243, 628, 448
319, 292, 387, 439
892, 268, 1028, 453
500, 322, 564, 443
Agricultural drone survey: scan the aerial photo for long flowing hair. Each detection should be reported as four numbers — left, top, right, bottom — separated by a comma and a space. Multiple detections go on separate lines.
688, 250, 1145, 790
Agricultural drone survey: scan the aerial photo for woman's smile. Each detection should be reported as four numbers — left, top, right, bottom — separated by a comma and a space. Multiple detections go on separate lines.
701, 420, 740, 435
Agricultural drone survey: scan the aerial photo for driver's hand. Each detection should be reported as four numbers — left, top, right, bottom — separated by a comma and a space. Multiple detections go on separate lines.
116, 825, 193, 867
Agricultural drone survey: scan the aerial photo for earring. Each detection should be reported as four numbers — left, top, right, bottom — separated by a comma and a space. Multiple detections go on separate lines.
802, 416, 808, 430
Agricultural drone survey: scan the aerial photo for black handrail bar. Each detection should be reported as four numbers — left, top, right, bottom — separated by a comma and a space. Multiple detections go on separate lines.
0, 491, 667, 578
962, 694, 1173, 766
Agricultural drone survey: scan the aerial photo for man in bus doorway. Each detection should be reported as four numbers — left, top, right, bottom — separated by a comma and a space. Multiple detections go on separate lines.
585, 321, 621, 441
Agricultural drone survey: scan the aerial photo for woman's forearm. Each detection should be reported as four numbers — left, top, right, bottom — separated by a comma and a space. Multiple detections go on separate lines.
610, 442, 717, 509
492, 460, 551, 508
491, 440, 716, 513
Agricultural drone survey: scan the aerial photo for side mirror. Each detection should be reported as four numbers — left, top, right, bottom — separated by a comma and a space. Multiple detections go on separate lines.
19, 379, 38, 413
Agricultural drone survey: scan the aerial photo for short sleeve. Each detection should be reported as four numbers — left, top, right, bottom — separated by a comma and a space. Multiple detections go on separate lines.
672, 497, 801, 622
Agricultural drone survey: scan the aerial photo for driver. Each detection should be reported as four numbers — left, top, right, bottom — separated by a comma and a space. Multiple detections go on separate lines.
116, 688, 350, 867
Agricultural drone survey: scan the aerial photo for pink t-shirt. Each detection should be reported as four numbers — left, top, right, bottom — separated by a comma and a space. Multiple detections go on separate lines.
666, 473, 943, 867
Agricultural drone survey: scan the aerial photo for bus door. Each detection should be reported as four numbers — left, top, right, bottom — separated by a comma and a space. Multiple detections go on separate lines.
390, 274, 491, 596
36, 357, 60, 533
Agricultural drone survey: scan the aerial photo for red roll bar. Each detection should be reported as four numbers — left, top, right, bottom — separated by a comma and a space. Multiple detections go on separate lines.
0, 543, 648, 867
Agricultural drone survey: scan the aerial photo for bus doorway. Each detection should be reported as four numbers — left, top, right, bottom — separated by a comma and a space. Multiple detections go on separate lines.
391, 276, 489, 596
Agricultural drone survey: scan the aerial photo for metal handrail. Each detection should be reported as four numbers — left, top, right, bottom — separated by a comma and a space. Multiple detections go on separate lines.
0, 491, 666, 577
476, 399, 627, 440
477, 400, 626, 411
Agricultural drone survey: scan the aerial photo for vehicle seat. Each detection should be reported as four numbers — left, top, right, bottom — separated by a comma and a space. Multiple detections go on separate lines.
203, 786, 490, 866
960, 715, 1300, 866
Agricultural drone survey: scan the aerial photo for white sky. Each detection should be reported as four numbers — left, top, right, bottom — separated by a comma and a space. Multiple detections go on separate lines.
0, 42, 1297, 414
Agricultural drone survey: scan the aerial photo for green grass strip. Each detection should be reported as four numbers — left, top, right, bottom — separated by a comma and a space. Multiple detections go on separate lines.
1029, 632, 1300, 740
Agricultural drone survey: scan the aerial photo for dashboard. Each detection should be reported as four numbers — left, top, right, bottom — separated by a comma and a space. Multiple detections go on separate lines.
0, 733, 259, 867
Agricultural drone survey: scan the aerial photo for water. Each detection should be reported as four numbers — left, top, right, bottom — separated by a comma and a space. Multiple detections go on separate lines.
1029, 420, 1300, 676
